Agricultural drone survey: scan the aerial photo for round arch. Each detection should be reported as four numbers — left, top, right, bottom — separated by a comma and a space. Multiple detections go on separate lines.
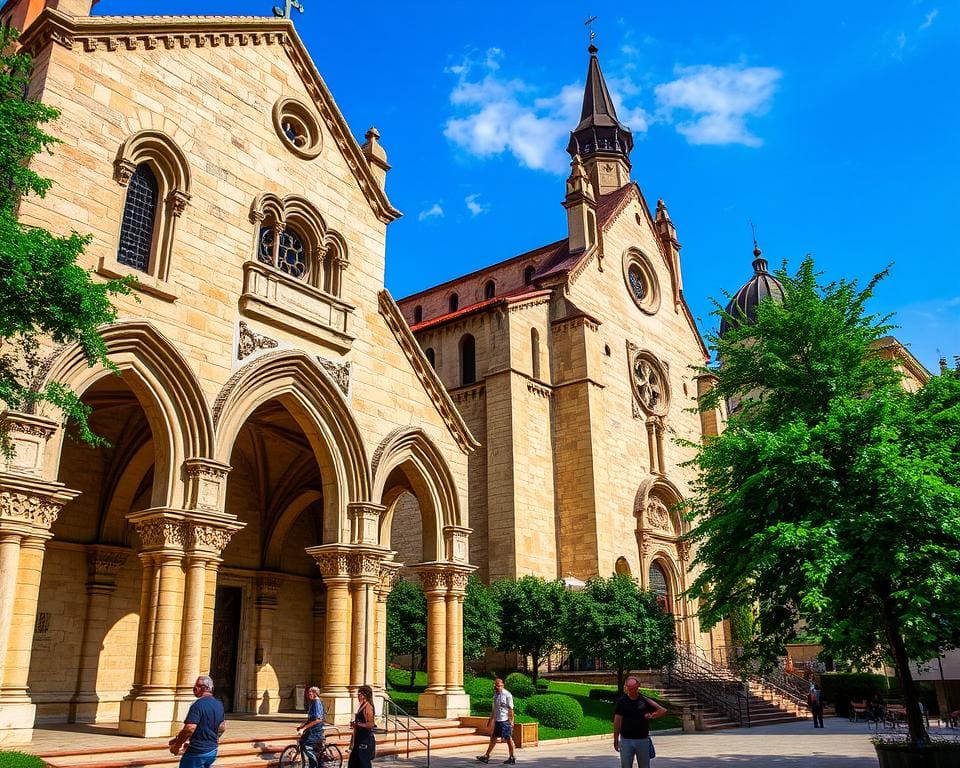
372, 427, 463, 562
31, 320, 213, 507
213, 350, 370, 544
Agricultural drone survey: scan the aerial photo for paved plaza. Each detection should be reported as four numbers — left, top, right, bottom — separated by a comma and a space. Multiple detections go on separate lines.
390, 718, 956, 768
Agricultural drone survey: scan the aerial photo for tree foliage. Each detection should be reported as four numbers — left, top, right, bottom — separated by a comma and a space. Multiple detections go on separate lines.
0, 26, 130, 453
564, 574, 676, 691
686, 256, 960, 743
386, 579, 427, 687
493, 576, 567, 685
462, 575, 500, 663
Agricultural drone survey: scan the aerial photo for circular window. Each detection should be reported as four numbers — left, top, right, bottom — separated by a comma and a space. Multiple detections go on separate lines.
631, 351, 670, 415
622, 250, 660, 314
272, 98, 323, 160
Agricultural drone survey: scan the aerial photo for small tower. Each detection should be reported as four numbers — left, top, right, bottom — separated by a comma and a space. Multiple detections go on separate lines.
566, 43, 634, 196
719, 240, 785, 337
655, 199, 682, 305
360, 127, 391, 191
563, 154, 597, 255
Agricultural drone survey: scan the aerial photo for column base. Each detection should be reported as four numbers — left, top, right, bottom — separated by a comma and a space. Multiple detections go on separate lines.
69, 694, 113, 724
0, 695, 35, 745
417, 692, 471, 719
318, 691, 356, 725
118, 688, 180, 737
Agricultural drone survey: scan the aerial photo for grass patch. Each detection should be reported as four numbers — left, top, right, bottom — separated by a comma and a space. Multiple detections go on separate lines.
0, 753, 45, 768
384, 672, 681, 739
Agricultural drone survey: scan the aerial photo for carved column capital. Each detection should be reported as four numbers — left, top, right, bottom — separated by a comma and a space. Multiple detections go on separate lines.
86, 544, 130, 591
256, 574, 284, 608
376, 560, 401, 601
128, 509, 188, 552
184, 520, 242, 558
0, 472, 79, 536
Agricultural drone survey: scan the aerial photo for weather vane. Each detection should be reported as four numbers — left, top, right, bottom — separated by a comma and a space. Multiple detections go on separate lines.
272, 0, 303, 20
749, 220, 759, 249
584, 15, 598, 45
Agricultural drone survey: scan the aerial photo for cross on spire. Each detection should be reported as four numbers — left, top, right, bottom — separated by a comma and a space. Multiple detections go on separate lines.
272, 0, 303, 20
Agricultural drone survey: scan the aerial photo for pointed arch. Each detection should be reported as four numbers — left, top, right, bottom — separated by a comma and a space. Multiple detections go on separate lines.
634, 475, 687, 535
31, 320, 213, 506
263, 488, 324, 569
213, 350, 370, 543
372, 427, 463, 562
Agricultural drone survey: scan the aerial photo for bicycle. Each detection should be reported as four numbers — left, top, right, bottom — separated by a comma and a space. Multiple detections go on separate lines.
278, 726, 343, 768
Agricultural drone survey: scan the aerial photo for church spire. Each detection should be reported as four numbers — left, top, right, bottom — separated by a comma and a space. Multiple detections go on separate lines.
566, 42, 634, 196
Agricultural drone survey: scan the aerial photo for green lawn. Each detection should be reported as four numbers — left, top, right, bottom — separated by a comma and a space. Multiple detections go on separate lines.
384, 670, 681, 739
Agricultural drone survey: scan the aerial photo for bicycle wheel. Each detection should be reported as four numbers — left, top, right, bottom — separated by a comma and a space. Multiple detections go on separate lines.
278, 744, 303, 768
320, 743, 342, 768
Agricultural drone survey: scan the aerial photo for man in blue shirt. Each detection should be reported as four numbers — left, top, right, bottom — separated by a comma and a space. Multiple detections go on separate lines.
168, 675, 226, 768
297, 685, 326, 768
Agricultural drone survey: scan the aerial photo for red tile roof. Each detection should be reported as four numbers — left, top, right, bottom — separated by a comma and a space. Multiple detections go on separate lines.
410, 287, 552, 333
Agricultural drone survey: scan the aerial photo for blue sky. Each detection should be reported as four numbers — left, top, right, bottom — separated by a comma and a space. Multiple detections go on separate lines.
95, 0, 960, 370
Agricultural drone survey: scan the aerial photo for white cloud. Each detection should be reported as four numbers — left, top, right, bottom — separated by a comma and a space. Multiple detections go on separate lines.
465, 193, 488, 216
920, 8, 939, 29
444, 48, 648, 174
418, 203, 444, 221
654, 64, 782, 147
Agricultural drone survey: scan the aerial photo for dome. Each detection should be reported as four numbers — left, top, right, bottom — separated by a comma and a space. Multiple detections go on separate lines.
719, 246, 785, 336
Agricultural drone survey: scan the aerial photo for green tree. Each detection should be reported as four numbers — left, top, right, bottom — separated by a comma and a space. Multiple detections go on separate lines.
386, 579, 427, 687
462, 575, 500, 664
493, 576, 567, 686
564, 574, 676, 691
0, 26, 129, 454
686, 257, 960, 744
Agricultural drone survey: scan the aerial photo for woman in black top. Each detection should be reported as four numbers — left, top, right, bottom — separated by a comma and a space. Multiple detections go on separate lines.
348, 685, 375, 768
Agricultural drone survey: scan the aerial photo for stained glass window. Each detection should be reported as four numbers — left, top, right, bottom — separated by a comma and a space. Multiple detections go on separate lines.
117, 164, 158, 272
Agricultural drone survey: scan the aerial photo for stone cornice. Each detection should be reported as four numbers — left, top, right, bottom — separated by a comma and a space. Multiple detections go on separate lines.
19, 9, 401, 225
378, 290, 478, 454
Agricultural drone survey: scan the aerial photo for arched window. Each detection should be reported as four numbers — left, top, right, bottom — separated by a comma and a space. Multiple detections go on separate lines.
484, 280, 496, 299
258, 224, 308, 279
615, 556, 631, 576
425, 347, 435, 368
648, 561, 671, 613
449, 293, 459, 313
414, 305, 423, 324
110, 130, 192, 289
117, 164, 158, 273
460, 334, 476, 386
531, 328, 541, 380
524, 266, 535, 285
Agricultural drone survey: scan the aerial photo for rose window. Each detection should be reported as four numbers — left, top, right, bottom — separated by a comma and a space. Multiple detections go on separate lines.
631, 352, 670, 416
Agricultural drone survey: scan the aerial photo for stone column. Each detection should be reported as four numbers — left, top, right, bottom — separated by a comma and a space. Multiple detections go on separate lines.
70, 545, 129, 722
445, 572, 468, 694
310, 581, 326, 688
250, 574, 283, 714
348, 551, 380, 690
119, 511, 186, 738
0, 449, 78, 744
373, 562, 399, 696
307, 548, 352, 723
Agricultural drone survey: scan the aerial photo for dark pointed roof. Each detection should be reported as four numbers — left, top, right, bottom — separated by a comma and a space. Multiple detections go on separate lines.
566, 44, 634, 160
719, 244, 785, 336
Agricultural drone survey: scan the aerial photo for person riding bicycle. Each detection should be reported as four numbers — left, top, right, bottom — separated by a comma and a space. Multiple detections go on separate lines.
297, 686, 326, 768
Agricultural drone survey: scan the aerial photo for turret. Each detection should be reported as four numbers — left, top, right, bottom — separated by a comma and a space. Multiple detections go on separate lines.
563, 154, 597, 255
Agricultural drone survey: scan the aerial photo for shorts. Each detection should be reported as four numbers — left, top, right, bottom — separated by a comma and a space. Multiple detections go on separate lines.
493, 721, 513, 740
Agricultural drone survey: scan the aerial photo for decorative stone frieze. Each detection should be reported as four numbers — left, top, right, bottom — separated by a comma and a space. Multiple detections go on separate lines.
317, 356, 351, 396
645, 497, 671, 531
238, 320, 279, 360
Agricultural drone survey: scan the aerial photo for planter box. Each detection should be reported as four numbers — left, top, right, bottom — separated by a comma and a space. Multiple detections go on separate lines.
875, 743, 960, 768
513, 721, 538, 748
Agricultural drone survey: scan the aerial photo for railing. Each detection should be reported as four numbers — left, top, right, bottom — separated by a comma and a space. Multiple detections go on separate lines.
380, 697, 432, 768
666, 644, 751, 727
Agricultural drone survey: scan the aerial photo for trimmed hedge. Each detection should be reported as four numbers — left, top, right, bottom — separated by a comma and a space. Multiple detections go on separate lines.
819, 673, 889, 717
0, 753, 45, 768
505, 672, 536, 699
526, 693, 584, 730
588, 687, 618, 702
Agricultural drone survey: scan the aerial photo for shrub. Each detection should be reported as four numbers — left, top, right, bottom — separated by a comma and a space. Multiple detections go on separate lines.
505, 672, 535, 699
819, 673, 889, 717
464, 675, 495, 698
588, 688, 618, 702
525, 693, 583, 730
0, 753, 45, 768
536, 680, 549, 693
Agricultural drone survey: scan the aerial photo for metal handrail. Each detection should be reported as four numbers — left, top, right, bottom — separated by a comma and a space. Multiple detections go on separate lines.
667, 644, 750, 727
380, 696, 432, 768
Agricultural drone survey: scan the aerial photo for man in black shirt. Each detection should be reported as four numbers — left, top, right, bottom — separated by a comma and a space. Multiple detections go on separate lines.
613, 676, 667, 768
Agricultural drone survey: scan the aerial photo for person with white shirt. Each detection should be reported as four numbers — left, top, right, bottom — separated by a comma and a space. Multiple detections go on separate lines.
476, 678, 515, 764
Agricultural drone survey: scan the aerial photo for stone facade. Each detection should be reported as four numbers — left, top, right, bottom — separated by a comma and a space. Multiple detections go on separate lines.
0, 1, 475, 743
398, 49, 730, 661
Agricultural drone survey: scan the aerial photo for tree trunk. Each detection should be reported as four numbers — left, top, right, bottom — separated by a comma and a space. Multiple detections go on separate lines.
409, 653, 416, 688
879, 593, 928, 744
617, 667, 626, 693
531, 650, 540, 686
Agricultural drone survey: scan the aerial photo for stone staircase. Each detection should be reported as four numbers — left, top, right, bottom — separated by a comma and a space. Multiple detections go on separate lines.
34, 719, 489, 768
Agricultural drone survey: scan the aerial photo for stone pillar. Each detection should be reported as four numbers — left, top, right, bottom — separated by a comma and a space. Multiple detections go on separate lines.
249, 574, 283, 714
445, 572, 468, 694
70, 545, 129, 722
310, 581, 326, 688
0, 435, 79, 745
119, 511, 187, 737
373, 562, 399, 696
348, 551, 381, 691
420, 569, 447, 695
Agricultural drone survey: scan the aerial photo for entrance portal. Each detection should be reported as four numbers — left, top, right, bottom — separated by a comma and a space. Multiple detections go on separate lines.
211, 586, 242, 712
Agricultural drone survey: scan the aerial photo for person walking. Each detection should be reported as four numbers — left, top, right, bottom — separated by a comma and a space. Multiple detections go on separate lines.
297, 685, 326, 768
613, 676, 667, 768
476, 678, 516, 764
808, 682, 825, 728
348, 684, 376, 768
168, 675, 226, 768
